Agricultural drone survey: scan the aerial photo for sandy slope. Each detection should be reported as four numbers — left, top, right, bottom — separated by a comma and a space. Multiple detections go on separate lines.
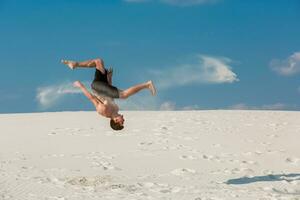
0, 111, 299, 200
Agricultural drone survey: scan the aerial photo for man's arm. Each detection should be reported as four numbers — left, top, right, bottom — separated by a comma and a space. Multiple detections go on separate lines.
73, 81, 103, 108
61, 58, 106, 74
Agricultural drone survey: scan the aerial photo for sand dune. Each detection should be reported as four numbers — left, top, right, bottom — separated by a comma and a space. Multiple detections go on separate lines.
0, 111, 299, 200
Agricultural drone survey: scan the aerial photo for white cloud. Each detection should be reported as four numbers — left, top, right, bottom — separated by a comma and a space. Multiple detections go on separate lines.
152, 55, 239, 90
115, 95, 176, 111
116, 91, 204, 111
117, 96, 201, 111
182, 104, 201, 110
229, 103, 249, 110
229, 103, 288, 110
270, 52, 300, 76
36, 81, 83, 109
123, 0, 219, 6
160, 101, 176, 110
260, 103, 287, 110
116, 93, 160, 110
201, 55, 238, 83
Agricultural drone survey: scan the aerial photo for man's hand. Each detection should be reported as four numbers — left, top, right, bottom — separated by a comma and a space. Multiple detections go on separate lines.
107, 67, 113, 76
73, 81, 83, 88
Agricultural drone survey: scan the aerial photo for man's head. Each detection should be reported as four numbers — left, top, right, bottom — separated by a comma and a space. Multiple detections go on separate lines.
110, 114, 124, 131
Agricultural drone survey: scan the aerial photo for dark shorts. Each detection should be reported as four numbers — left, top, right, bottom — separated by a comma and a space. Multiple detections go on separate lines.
91, 69, 120, 99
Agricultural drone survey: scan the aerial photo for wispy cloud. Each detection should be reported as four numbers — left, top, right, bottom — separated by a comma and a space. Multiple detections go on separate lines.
36, 81, 83, 109
151, 55, 239, 90
116, 95, 176, 111
270, 52, 300, 76
182, 104, 201, 110
116, 93, 160, 110
229, 103, 250, 110
117, 96, 201, 111
115, 90, 197, 111
123, 0, 220, 6
229, 103, 290, 110
160, 101, 176, 110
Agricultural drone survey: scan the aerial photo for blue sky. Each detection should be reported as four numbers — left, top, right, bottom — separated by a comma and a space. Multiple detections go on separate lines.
0, 0, 299, 113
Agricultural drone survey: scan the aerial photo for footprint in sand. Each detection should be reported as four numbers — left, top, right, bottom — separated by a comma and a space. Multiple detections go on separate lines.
41, 154, 65, 159
49, 127, 93, 136
111, 184, 141, 193
254, 150, 263, 155
66, 175, 112, 187
212, 144, 222, 148
112, 182, 179, 196
36, 175, 65, 187
268, 123, 279, 130
267, 133, 279, 138
261, 142, 272, 146
171, 168, 197, 176
139, 141, 153, 146
44, 196, 65, 200
137, 182, 155, 188
241, 160, 258, 165
202, 154, 221, 162
163, 144, 185, 151
286, 157, 300, 165
242, 151, 254, 156
1, 194, 12, 200
179, 155, 197, 160
273, 187, 300, 195
152, 126, 169, 132
87, 151, 116, 159
91, 160, 121, 171
140, 182, 182, 194
221, 167, 253, 175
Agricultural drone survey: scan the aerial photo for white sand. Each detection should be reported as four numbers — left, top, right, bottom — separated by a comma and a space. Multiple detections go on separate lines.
0, 110, 299, 200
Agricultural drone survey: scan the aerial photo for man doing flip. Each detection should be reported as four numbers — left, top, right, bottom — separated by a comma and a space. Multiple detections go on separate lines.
62, 58, 156, 131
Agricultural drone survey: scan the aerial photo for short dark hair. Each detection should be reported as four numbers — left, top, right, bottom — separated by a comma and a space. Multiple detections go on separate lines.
110, 119, 124, 131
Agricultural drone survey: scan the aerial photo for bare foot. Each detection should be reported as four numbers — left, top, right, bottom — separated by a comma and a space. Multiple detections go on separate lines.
147, 80, 156, 96
61, 59, 77, 70
73, 81, 82, 88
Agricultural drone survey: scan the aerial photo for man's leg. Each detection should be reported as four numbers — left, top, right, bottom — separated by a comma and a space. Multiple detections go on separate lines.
61, 58, 106, 74
119, 81, 156, 99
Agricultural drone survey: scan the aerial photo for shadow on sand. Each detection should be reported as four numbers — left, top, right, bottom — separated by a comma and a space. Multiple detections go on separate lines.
226, 173, 300, 185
